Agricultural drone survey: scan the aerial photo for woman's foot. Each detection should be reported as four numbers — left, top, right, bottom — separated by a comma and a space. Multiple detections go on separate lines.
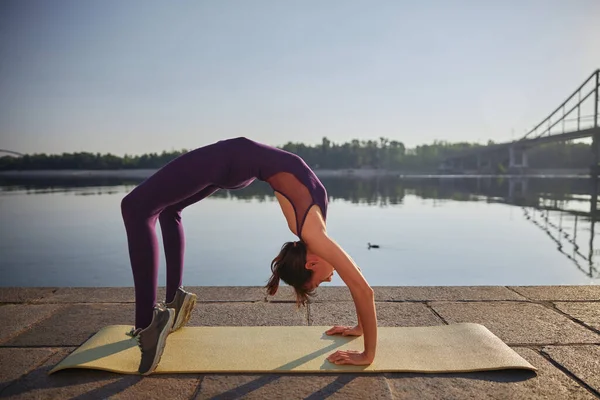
127, 306, 174, 375
164, 287, 197, 332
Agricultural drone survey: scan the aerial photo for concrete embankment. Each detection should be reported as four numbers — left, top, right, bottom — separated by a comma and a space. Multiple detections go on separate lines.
1, 285, 599, 399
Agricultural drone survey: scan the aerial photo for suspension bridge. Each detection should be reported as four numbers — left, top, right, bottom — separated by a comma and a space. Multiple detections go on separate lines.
439, 69, 600, 174
0, 149, 24, 157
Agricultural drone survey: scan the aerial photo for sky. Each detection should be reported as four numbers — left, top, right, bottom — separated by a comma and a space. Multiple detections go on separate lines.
1, 0, 599, 156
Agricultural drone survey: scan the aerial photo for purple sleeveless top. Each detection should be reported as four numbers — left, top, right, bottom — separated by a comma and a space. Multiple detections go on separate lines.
203, 137, 328, 238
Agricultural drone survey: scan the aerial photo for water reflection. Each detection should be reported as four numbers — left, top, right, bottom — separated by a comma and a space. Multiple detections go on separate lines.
1, 175, 597, 204
517, 177, 599, 280
2, 174, 598, 281
0, 177, 139, 196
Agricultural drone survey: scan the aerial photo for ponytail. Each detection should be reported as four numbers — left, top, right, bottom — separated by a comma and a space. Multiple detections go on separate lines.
264, 241, 315, 306
266, 268, 280, 296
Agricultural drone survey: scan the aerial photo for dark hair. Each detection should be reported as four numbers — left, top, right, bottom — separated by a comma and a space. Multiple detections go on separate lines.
266, 241, 316, 307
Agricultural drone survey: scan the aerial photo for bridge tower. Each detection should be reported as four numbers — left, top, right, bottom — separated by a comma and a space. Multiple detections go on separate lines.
508, 146, 528, 171
592, 70, 600, 175
507, 177, 529, 201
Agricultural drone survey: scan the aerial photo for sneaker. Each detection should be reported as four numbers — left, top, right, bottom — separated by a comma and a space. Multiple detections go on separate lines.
162, 287, 197, 332
127, 306, 175, 375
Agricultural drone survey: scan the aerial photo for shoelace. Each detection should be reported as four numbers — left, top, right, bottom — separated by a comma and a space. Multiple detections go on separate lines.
126, 328, 143, 350
125, 305, 171, 351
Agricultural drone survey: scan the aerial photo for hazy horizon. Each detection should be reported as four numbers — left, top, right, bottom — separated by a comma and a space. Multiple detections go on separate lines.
1, 0, 599, 156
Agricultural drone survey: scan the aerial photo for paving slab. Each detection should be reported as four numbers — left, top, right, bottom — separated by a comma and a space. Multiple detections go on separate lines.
306, 286, 520, 303
0, 348, 125, 399
0, 288, 57, 304
430, 302, 600, 344
377, 286, 526, 302
32, 286, 298, 304
268, 285, 313, 302
109, 374, 201, 400
32, 287, 168, 304
193, 286, 270, 302
188, 286, 287, 302
5, 304, 135, 347
385, 348, 595, 399
2, 287, 599, 399
554, 302, 600, 332
190, 302, 308, 326
195, 373, 392, 400
0, 304, 64, 345
509, 286, 600, 301
309, 302, 443, 327
0, 348, 57, 391
0, 348, 201, 400
308, 287, 394, 302
542, 345, 600, 394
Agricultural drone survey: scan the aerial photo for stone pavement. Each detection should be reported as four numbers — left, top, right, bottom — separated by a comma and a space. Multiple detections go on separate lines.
0, 286, 599, 399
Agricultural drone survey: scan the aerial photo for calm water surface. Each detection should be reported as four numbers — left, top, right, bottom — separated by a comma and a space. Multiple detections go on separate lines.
1, 175, 598, 287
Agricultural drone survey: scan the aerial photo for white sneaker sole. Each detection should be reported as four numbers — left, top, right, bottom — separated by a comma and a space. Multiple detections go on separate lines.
172, 293, 197, 332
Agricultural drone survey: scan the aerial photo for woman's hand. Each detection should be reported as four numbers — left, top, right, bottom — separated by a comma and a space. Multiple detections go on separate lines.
327, 350, 373, 365
325, 325, 363, 337
301, 220, 377, 362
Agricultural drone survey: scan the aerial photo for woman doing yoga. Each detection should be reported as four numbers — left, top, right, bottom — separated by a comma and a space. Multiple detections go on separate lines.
121, 137, 378, 375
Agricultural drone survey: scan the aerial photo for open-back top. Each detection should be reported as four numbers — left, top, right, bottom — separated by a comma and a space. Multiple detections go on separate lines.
208, 137, 328, 238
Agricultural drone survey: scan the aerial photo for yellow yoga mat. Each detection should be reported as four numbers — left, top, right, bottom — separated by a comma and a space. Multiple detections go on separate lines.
49, 323, 536, 374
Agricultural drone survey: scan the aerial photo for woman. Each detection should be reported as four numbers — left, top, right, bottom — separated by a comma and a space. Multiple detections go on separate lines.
121, 137, 377, 375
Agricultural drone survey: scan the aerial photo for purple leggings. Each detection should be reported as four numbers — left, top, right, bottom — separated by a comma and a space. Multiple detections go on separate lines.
120, 152, 220, 329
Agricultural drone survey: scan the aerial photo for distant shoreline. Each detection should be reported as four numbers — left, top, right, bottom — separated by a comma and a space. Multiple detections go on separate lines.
0, 168, 592, 179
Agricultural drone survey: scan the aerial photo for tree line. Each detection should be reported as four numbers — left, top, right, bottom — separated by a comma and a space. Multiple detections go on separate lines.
1, 175, 594, 210
0, 137, 594, 171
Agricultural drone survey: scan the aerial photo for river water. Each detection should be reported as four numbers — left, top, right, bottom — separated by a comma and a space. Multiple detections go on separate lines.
1, 174, 598, 287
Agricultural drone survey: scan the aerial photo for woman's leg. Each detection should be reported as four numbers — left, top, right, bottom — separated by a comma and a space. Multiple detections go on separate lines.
159, 184, 220, 304
121, 149, 219, 329
121, 202, 161, 330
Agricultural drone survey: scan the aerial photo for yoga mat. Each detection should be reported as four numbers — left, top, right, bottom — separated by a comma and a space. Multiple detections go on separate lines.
49, 323, 536, 374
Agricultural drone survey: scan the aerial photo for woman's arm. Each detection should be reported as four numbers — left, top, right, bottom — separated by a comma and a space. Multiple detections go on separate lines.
303, 223, 378, 363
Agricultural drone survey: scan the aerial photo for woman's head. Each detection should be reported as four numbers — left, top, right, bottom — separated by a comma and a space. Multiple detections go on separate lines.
266, 241, 335, 306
